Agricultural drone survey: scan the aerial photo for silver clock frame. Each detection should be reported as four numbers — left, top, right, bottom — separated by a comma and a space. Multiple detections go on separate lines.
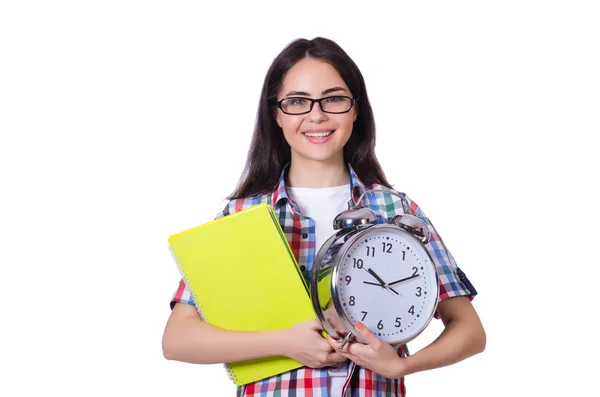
310, 220, 440, 349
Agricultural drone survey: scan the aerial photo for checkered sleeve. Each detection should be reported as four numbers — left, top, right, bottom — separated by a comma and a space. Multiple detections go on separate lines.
403, 194, 478, 303
169, 202, 232, 310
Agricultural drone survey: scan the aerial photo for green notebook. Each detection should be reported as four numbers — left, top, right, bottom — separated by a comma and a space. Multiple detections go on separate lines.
168, 202, 316, 385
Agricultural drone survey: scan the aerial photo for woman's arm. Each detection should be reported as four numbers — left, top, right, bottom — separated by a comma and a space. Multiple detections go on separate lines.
162, 303, 346, 367
328, 296, 485, 379
162, 303, 285, 364
402, 296, 486, 375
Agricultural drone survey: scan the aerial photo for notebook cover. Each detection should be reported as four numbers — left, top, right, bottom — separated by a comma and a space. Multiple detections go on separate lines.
168, 202, 316, 385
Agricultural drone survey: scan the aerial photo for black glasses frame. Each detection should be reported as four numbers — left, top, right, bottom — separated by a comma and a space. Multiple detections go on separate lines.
276, 95, 357, 115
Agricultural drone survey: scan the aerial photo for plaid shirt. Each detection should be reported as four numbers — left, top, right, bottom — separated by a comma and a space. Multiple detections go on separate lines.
170, 163, 477, 397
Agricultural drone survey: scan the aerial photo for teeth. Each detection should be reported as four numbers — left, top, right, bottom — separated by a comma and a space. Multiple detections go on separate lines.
304, 131, 333, 138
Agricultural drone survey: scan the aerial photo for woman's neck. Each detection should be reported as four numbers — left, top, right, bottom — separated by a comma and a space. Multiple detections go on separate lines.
286, 157, 350, 188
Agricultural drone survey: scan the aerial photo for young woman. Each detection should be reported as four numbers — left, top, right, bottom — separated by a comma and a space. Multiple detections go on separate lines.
162, 37, 486, 397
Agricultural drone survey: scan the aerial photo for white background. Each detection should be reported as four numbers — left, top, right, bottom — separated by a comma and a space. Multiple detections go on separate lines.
1, 1, 599, 396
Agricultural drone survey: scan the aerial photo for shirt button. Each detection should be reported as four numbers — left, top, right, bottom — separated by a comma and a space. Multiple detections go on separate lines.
302, 233, 308, 239
300, 265, 306, 271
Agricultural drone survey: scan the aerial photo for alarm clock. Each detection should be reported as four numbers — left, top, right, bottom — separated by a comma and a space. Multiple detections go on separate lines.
310, 189, 439, 350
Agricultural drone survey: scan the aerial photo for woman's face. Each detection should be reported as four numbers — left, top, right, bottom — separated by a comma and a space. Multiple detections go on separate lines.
275, 57, 357, 166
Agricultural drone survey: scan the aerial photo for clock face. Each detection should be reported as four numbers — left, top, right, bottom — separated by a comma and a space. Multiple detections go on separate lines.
334, 225, 438, 345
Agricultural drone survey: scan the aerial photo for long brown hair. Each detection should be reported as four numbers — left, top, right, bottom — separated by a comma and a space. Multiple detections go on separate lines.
228, 37, 392, 200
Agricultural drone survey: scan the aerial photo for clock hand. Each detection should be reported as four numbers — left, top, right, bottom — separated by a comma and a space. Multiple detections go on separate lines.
366, 268, 387, 287
364, 281, 388, 286
362, 281, 406, 297
366, 268, 399, 295
388, 273, 420, 286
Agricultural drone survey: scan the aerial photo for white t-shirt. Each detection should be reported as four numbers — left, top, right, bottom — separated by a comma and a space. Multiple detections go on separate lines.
286, 184, 351, 397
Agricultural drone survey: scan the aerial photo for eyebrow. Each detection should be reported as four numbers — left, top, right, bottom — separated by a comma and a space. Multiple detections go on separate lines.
284, 87, 347, 97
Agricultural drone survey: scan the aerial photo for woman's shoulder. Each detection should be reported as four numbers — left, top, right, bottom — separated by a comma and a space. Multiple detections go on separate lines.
362, 181, 407, 196
215, 192, 272, 219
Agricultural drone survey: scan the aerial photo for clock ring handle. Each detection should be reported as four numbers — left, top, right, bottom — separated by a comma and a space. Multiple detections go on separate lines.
350, 189, 411, 215
351, 189, 430, 244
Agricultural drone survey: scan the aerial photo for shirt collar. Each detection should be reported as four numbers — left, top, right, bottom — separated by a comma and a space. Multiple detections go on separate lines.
269, 162, 368, 208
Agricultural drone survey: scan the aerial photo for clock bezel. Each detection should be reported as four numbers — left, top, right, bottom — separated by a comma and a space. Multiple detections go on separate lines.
329, 223, 440, 346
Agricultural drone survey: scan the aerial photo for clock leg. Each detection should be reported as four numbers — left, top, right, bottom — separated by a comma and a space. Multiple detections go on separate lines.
338, 331, 354, 351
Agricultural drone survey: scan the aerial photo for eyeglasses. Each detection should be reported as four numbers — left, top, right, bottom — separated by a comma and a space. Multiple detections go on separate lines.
276, 95, 357, 115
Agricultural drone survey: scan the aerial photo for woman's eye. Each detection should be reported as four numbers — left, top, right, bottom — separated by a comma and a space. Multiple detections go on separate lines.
325, 96, 343, 103
290, 98, 307, 106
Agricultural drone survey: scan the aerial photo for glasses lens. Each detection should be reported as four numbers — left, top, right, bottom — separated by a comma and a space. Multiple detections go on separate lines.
321, 96, 352, 113
281, 98, 312, 114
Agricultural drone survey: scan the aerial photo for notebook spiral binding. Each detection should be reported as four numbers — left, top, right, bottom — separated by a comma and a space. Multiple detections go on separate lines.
168, 244, 239, 385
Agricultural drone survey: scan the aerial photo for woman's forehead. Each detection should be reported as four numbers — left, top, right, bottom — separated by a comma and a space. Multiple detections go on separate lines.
281, 57, 350, 96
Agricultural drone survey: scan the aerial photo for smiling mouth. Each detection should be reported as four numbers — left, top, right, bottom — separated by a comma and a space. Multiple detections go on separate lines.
303, 130, 334, 138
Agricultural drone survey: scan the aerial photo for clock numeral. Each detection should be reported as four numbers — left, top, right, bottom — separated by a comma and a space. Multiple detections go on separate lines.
377, 320, 384, 330
366, 246, 375, 257
353, 258, 364, 269
349, 296, 356, 306
395, 317, 402, 328
412, 267, 419, 277
408, 305, 415, 315
345, 275, 352, 285
361, 311, 368, 321
382, 242, 392, 253
415, 287, 422, 297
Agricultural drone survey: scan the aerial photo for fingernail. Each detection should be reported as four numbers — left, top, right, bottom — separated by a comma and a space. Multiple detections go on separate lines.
354, 321, 364, 330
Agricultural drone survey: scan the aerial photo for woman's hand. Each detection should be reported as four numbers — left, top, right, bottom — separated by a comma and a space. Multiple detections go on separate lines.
282, 319, 347, 369
328, 321, 406, 379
